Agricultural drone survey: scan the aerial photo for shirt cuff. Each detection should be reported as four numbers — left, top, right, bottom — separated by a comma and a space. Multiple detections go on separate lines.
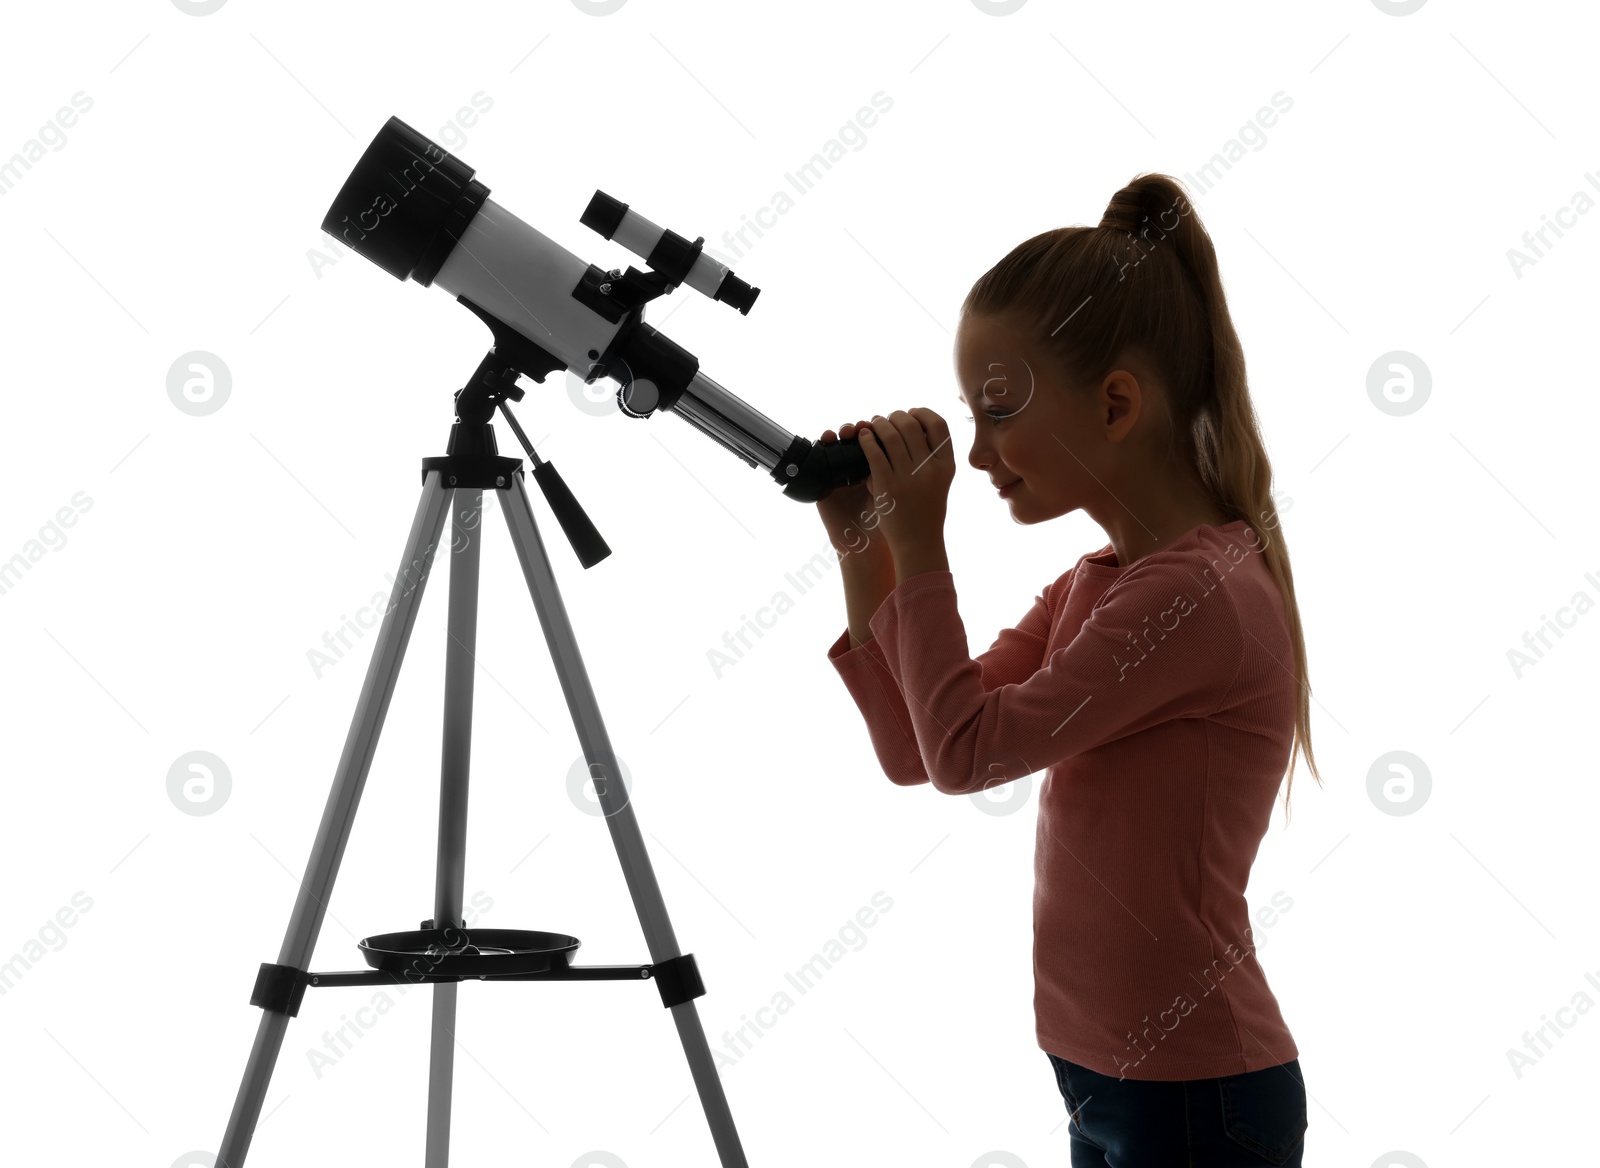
827, 625, 891, 665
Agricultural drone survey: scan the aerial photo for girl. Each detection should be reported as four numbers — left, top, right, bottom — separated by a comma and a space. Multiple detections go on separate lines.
815, 173, 1320, 1167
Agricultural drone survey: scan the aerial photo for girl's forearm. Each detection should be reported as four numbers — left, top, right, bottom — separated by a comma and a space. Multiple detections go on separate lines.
840, 552, 897, 648
892, 537, 949, 586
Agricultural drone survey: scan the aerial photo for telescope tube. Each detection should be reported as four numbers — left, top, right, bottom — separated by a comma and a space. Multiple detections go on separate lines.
321, 116, 867, 502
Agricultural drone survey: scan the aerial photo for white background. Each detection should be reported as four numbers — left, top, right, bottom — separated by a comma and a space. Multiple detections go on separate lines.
1, 1, 1595, 1165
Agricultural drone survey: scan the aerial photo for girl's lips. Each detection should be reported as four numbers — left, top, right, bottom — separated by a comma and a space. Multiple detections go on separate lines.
997, 479, 1020, 497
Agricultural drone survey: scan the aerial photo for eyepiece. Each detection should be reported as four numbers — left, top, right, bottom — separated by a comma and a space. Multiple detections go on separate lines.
713, 272, 759, 315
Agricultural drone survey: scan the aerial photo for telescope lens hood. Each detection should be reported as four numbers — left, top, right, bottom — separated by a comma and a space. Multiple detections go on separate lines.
321, 116, 490, 286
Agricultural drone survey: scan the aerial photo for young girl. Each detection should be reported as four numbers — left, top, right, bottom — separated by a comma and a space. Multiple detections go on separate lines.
815, 173, 1320, 1167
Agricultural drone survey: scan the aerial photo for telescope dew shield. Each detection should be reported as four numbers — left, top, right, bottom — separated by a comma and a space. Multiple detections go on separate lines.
320, 116, 490, 287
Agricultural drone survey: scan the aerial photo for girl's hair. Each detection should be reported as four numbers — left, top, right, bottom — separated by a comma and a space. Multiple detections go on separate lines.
960, 172, 1321, 823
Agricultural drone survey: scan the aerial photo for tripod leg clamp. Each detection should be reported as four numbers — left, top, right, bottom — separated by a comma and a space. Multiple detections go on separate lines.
250, 962, 309, 1017
651, 953, 705, 1009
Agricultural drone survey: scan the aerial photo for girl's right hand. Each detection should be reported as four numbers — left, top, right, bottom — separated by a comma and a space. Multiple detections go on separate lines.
816, 420, 894, 563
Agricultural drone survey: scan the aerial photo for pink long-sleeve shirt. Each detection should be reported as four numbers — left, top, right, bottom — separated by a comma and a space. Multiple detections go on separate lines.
827, 520, 1300, 1081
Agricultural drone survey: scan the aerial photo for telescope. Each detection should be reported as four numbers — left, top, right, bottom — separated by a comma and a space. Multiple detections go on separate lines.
210, 117, 866, 1166
321, 115, 870, 507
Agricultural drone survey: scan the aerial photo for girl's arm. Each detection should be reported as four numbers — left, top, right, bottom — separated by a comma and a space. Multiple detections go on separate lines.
867, 550, 1244, 796
831, 554, 929, 785
841, 553, 896, 650
829, 570, 1065, 786
828, 629, 930, 786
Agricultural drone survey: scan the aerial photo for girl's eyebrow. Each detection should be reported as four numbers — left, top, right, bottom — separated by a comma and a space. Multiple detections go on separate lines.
958, 363, 1017, 405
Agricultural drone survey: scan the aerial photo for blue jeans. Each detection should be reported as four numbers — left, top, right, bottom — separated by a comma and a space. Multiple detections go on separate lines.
1047, 1052, 1307, 1166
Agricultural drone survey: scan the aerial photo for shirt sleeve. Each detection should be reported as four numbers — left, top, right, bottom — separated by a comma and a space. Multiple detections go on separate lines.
972, 579, 1057, 690
827, 629, 930, 786
866, 553, 1243, 796
826, 577, 1063, 788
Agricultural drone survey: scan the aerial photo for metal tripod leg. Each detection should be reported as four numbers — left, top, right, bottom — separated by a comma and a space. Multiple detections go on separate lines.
218, 465, 752, 1167
425, 488, 482, 1167
216, 472, 454, 1168
498, 470, 751, 1168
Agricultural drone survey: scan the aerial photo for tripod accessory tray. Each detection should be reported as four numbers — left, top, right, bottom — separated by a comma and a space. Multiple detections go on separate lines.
359, 925, 579, 977
246, 927, 706, 1018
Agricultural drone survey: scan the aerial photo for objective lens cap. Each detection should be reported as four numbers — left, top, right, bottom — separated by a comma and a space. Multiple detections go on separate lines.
321, 116, 489, 285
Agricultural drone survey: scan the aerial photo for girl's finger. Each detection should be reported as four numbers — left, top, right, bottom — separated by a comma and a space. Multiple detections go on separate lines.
858, 426, 887, 475
891, 408, 933, 464
870, 414, 907, 469
908, 408, 952, 461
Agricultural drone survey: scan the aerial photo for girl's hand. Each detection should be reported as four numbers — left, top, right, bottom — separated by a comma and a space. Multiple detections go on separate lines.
815, 420, 896, 563
857, 408, 957, 560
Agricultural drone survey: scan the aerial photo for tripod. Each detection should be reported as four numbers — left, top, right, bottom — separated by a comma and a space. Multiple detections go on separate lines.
216, 350, 751, 1167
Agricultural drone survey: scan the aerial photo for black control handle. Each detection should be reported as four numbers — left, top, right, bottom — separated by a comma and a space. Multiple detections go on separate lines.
532, 460, 611, 568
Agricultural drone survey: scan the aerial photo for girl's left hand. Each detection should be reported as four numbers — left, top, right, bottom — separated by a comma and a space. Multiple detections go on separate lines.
858, 408, 957, 556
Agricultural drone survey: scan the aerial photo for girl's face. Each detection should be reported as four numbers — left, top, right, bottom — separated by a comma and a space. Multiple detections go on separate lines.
954, 313, 1103, 525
